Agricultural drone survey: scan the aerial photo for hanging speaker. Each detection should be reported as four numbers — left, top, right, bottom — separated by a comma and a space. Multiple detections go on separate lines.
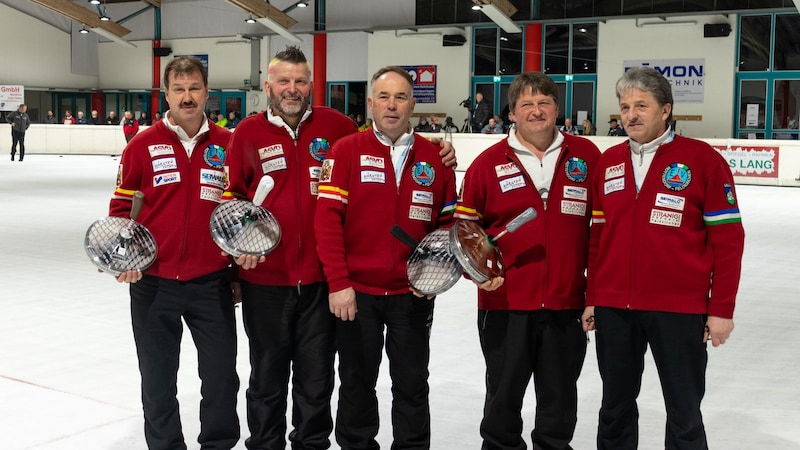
703, 23, 731, 38
443, 34, 466, 47
153, 47, 173, 57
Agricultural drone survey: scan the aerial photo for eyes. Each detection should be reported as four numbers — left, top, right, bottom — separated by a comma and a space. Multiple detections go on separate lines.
516, 100, 556, 111
376, 93, 409, 103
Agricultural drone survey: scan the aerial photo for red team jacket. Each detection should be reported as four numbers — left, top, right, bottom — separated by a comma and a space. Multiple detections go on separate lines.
315, 130, 458, 296
109, 119, 232, 281
587, 135, 745, 318
455, 133, 601, 311
222, 107, 359, 286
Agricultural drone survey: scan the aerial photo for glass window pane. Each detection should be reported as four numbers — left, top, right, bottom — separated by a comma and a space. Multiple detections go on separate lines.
499, 30, 523, 76
475, 83, 495, 116
544, 24, 569, 74
329, 84, 345, 114
739, 15, 771, 72
774, 14, 800, 71
571, 81, 594, 123
555, 82, 567, 123
474, 28, 498, 76
572, 23, 597, 74
772, 79, 800, 129
739, 79, 766, 129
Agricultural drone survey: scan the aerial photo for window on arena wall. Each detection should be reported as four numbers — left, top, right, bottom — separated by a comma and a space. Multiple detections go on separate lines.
736, 12, 800, 139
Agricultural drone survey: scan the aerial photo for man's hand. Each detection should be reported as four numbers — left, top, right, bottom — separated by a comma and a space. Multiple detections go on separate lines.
704, 316, 734, 347
430, 137, 457, 168
330, 287, 357, 321
581, 306, 595, 332
478, 277, 504, 291
116, 270, 142, 284
226, 251, 265, 270
410, 287, 434, 300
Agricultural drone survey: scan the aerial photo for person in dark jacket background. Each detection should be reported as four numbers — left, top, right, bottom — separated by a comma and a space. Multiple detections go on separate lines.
7, 104, 31, 161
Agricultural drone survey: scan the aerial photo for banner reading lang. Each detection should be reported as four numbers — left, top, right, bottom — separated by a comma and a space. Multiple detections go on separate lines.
712, 144, 779, 178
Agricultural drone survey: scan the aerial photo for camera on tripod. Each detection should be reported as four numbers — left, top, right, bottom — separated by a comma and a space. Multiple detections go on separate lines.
459, 97, 472, 110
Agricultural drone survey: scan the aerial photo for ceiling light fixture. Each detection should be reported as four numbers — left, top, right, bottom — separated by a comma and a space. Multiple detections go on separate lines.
296, 1, 308, 7
471, 0, 521, 33
471, 4, 481, 10
90, 0, 100, 4
226, 0, 302, 42
99, 8, 110, 21
245, 15, 256, 23
79, 25, 89, 34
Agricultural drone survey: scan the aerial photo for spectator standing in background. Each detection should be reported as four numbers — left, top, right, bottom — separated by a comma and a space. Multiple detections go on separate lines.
7, 104, 31, 161
63, 110, 75, 125
106, 110, 120, 125
472, 92, 491, 133
88, 110, 103, 125
122, 110, 139, 143
43, 110, 57, 124
607, 118, 626, 136
76, 111, 88, 125
137, 111, 151, 126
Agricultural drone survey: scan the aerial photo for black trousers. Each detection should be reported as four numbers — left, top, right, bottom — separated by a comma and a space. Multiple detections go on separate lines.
240, 282, 336, 450
478, 309, 587, 450
335, 292, 434, 450
130, 270, 240, 450
11, 130, 25, 159
594, 307, 708, 450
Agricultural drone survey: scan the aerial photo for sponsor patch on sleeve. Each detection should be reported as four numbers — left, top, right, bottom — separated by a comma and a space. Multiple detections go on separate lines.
649, 209, 682, 227
561, 200, 587, 216
309, 166, 322, 180
563, 186, 588, 201
261, 157, 288, 174
409, 205, 433, 222
499, 175, 526, 193
116, 164, 123, 187
320, 159, 333, 183
654, 193, 685, 211
310, 181, 319, 196
412, 190, 434, 205
604, 178, 625, 195
361, 170, 386, 184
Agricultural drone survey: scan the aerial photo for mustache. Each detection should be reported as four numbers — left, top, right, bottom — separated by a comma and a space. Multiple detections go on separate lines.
180, 101, 197, 108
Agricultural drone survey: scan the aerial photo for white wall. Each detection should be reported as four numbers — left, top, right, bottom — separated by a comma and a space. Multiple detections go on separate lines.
596, 17, 737, 139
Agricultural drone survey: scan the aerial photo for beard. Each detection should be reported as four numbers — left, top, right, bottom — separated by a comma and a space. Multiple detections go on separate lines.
269, 90, 309, 119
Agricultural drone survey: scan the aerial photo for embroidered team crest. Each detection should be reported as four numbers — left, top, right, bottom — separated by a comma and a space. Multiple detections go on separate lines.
203, 144, 225, 167
564, 157, 588, 183
724, 183, 735, 205
662, 163, 692, 191
309, 138, 331, 162
411, 162, 435, 187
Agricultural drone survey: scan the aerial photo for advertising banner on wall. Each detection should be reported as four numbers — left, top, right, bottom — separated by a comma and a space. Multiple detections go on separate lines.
401, 65, 437, 104
0, 85, 24, 111
623, 59, 705, 102
712, 144, 779, 178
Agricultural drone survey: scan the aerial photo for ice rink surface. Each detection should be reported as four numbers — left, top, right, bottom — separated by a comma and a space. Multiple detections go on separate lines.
1, 155, 798, 449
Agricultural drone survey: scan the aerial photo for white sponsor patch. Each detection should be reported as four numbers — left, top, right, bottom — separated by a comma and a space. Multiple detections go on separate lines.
495, 162, 520, 177
605, 162, 625, 180
604, 178, 625, 195
261, 157, 288, 174
499, 175, 526, 193
561, 200, 587, 216
152, 157, 178, 172
258, 144, 284, 160
200, 186, 223, 203
649, 209, 682, 227
200, 168, 225, 189
310, 181, 319, 196
654, 193, 686, 211
409, 205, 433, 221
309, 166, 322, 179
563, 186, 588, 201
153, 171, 181, 187
148, 144, 175, 157
361, 170, 386, 184
412, 190, 434, 205
360, 155, 385, 169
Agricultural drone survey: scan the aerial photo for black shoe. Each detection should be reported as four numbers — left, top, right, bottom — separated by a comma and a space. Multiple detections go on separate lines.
10, 154, 14, 161
18, 158, 23, 162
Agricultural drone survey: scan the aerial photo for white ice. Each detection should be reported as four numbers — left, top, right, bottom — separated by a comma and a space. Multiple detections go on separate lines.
0, 155, 798, 449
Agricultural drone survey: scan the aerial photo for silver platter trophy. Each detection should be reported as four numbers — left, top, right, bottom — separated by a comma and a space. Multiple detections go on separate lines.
85, 191, 158, 276
209, 175, 281, 257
